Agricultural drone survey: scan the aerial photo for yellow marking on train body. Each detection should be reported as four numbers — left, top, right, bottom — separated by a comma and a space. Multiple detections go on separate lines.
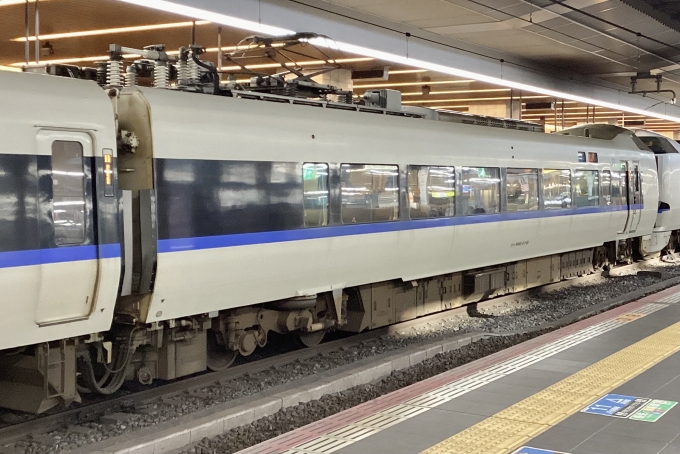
421, 322, 680, 454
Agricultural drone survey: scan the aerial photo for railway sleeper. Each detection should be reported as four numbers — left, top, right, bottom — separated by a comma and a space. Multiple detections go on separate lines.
0, 243, 648, 414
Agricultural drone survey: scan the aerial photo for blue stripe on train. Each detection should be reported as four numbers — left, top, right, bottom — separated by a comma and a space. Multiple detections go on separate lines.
0, 203, 643, 266
0, 243, 120, 269
157, 204, 639, 253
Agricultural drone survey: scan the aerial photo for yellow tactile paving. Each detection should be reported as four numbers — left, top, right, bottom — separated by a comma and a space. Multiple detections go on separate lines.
421, 322, 680, 454
615, 313, 645, 322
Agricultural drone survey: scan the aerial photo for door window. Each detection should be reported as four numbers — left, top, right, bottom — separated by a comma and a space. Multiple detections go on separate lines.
303, 163, 329, 227
52, 141, 86, 245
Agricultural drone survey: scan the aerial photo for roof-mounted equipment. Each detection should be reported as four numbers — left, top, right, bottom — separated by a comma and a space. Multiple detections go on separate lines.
220, 32, 353, 103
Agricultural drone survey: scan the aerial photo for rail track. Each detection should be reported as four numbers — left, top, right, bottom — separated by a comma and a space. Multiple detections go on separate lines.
0, 257, 675, 449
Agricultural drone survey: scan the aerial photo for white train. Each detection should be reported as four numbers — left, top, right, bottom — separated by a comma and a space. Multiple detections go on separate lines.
0, 47, 678, 413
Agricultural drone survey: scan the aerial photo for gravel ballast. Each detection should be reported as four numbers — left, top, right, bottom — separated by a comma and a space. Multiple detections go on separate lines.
4, 260, 680, 453
183, 333, 548, 454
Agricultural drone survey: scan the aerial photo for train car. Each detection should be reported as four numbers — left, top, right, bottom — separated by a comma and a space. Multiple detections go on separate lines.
633, 129, 680, 253
0, 51, 660, 412
0, 72, 121, 412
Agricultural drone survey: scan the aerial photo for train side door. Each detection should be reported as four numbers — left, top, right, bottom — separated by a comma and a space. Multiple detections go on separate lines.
34, 130, 99, 325
628, 161, 642, 233
617, 161, 631, 234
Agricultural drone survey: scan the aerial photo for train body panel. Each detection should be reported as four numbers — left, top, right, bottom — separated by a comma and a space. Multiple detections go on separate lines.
150, 210, 631, 321
0, 72, 121, 351
132, 87, 658, 323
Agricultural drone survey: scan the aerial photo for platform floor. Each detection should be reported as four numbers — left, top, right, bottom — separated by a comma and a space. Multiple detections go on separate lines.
238, 286, 680, 454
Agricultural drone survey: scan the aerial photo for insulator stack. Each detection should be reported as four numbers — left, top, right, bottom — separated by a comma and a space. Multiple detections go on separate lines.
177, 59, 188, 85
188, 57, 200, 82
96, 62, 108, 87
106, 60, 123, 87
154, 64, 169, 89
125, 66, 137, 87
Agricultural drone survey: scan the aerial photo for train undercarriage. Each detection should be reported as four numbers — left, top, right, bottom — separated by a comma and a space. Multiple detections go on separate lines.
2, 235, 676, 414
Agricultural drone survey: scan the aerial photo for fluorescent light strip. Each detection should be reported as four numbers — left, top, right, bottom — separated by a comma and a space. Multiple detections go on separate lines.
13, 20, 210, 42
521, 111, 637, 116
522, 113, 647, 118
354, 79, 474, 88
16, 53, 142, 66
0, 65, 21, 72
307, 37, 680, 124
389, 69, 428, 75
523, 106, 622, 111
0, 0, 41, 5
12, 53, 371, 68
117, 0, 293, 36
403, 95, 549, 104
401, 88, 510, 97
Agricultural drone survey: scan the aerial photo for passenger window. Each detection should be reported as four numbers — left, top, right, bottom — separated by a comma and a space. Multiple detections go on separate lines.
613, 167, 628, 206
51, 140, 86, 245
602, 170, 612, 205
461, 167, 500, 215
574, 170, 600, 207
302, 163, 329, 227
542, 169, 572, 209
408, 166, 455, 219
506, 168, 538, 212
341, 164, 399, 223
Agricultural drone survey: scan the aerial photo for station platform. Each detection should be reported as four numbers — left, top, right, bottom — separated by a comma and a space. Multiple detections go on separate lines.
238, 284, 680, 454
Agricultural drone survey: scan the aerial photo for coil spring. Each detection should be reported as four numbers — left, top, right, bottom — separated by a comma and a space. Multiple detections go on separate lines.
106, 60, 123, 87
154, 64, 168, 89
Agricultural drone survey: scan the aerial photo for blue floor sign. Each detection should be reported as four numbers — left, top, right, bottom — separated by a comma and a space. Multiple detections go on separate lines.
581, 394, 651, 418
513, 447, 570, 454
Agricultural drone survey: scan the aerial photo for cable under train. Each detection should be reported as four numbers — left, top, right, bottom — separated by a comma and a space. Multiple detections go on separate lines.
1, 42, 680, 413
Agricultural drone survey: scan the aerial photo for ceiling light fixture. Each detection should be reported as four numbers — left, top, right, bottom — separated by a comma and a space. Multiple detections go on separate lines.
354, 79, 474, 88
0, 65, 21, 72
14, 53, 142, 66
389, 69, 428, 75
0, 0, 42, 6
521, 111, 636, 117
13, 20, 210, 42
117, 0, 293, 36
402, 95, 550, 104
12, 50, 371, 68
401, 88, 510, 97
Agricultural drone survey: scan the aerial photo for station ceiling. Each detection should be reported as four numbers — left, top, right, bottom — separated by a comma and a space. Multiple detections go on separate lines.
1, 0, 679, 134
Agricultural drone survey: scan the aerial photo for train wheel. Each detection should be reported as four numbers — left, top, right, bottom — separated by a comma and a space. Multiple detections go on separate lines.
297, 331, 325, 348
207, 331, 237, 371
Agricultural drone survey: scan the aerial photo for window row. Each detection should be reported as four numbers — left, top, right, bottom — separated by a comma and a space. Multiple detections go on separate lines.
155, 159, 637, 239
303, 164, 632, 226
